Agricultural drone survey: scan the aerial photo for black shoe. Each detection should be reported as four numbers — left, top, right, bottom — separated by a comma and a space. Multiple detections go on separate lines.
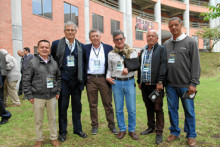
110, 127, 119, 134
58, 134, 66, 142
18, 92, 22, 96
91, 127, 98, 135
140, 128, 154, 135
156, 134, 163, 144
0, 114, 12, 125
74, 131, 87, 138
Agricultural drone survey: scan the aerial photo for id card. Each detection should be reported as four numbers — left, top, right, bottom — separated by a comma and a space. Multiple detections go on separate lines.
168, 53, 176, 63
94, 60, 101, 70
143, 63, 150, 72
117, 60, 123, 71
47, 76, 54, 88
67, 55, 75, 67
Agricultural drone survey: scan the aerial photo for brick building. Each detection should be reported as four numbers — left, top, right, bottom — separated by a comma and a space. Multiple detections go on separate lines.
0, 0, 219, 62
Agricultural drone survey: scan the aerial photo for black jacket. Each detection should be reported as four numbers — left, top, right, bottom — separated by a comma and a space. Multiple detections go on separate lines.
137, 43, 167, 85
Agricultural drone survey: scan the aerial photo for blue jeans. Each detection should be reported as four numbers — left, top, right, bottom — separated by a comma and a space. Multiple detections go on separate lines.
166, 85, 197, 138
112, 79, 136, 132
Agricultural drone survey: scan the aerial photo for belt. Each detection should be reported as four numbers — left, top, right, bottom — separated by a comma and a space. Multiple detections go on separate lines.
88, 74, 105, 78
112, 76, 134, 81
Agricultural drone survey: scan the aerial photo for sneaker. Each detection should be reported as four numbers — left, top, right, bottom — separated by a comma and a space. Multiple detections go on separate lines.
91, 127, 98, 135
110, 127, 119, 134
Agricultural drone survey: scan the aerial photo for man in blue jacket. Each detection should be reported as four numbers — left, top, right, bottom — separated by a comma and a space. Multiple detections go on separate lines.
85, 29, 118, 135
51, 21, 87, 141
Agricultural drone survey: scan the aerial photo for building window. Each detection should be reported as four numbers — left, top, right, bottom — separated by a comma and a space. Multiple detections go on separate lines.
203, 38, 210, 49
64, 2, 79, 25
32, 0, 52, 19
136, 30, 143, 40
92, 13, 104, 33
192, 35, 199, 46
111, 19, 120, 34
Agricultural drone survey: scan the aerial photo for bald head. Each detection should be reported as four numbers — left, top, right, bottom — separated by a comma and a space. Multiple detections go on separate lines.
147, 30, 158, 48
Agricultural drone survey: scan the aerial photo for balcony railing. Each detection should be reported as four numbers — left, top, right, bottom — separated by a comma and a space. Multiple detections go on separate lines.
92, 0, 119, 10
190, 0, 209, 6
172, 0, 184, 2
132, 9, 154, 21
190, 22, 210, 28
161, 17, 170, 24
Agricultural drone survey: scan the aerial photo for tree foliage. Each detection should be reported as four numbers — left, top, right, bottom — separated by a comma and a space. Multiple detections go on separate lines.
196, 25, 220, 52
200, 3, 220, 21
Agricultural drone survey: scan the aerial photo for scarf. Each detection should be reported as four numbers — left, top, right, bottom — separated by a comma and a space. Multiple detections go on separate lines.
113, 44, 134, 59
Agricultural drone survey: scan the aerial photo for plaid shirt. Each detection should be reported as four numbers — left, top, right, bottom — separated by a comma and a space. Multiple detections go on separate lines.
141, 45, 154, 83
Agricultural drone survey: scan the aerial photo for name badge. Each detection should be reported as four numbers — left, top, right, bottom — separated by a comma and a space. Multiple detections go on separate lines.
143, 63, 150, 72
67, 55, 75, 67
117, 60, 123, 71
47, 76, 54, 88
94, 60, 101, 70
168, 53, 176, 63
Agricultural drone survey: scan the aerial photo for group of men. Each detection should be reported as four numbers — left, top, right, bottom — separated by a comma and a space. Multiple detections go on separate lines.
1, 16, 200, 147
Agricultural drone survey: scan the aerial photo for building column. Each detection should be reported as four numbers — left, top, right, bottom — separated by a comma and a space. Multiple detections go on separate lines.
119, 0, 133, 47
11, 0, 23, 60
154, 0, 161, 44
183, 0, 190, 35
84, 0, 90, 44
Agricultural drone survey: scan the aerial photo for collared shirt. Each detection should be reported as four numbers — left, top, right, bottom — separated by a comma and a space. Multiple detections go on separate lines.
140, 44, 154, 83
87, 43, 105, 74
65, 38, 76, 53
106, 49, 137, 78
39, 55, 49, 64
170, 33, 187, 42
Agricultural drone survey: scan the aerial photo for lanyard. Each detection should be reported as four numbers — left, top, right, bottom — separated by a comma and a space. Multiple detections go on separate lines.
93, 46, 101, 58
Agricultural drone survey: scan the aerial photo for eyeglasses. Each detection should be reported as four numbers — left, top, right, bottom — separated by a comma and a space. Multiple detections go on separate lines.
65, 29, 76, 32
113, 38, 124, 42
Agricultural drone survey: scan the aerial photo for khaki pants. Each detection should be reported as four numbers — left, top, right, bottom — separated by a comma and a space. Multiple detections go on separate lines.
34, 97, 57, 141
4, 79, 20, 105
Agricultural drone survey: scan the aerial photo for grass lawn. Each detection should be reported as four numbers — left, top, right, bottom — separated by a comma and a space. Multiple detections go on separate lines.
0, 52, 219, 146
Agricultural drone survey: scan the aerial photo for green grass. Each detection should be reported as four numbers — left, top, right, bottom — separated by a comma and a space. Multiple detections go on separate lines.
0, 52, 219, 146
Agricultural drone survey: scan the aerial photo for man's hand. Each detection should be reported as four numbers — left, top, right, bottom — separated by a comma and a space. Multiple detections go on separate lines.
138, 84, 141, 90
122, 68, 128, 75
106, 78, 115, 85
29, 98, 34, 104
188, 86, 196, 95
156, 83, 163, 92
56, 95, 60, 100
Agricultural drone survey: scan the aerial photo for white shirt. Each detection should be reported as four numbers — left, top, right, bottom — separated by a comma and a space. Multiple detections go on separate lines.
65, 38, 76, 53
170, 33, 187, 42
87, 43, 105, 74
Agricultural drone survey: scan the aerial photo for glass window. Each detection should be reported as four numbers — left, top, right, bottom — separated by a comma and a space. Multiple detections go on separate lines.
32, 0, 52, 19
111, 19, 120, 34
136, 30, 143, 40
92, 13, 104, 33
64, 2, 79, 26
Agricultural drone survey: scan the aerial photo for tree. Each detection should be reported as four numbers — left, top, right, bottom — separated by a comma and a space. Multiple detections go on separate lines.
200, 3, 220, 21
196, 25, 220, 52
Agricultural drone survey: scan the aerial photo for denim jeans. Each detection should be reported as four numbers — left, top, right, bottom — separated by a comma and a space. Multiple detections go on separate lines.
112, 78, 136, 132
166, 85, 197, 138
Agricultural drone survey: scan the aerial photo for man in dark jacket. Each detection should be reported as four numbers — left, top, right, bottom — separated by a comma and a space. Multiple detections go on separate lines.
23, 40, 61, 147
137, 30, 167, 144
0, 70, 12, 125
51, 21, 87, 141
85, 29, 118, 135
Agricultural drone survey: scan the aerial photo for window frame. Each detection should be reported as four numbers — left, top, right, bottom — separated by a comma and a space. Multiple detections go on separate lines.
111, 19, 120, 34
32, 0, 53, 19
92, 13, 104, 33
64, 2, 79, 26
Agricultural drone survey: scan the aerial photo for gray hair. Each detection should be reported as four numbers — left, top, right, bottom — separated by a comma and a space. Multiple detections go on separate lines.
89, 29, 101, 37
112, 30, 125, 39
148, 30, 159, 38
169, 17, 182, 24
64, 21, 77, 30
0, 49, 8, 55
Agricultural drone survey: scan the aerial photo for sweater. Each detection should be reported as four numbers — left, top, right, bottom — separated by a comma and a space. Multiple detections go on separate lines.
163, 36, 200, 88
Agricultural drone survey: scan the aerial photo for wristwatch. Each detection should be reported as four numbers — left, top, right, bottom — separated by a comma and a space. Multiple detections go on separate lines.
158, 81, 163, 85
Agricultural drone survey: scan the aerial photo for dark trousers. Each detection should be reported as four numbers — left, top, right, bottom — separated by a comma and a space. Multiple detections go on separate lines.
86, 76, 115, 129
141, 84, 164, 135
18, 74, 23, 95
0, 76, 6, 101
58, 79, 82, 135
0, 98, 11, 119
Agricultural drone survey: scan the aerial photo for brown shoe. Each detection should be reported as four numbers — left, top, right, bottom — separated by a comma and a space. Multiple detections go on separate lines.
188, 138, 196, 147
117, 131, 126, 139
34, 141, 43, 147
129, 132, 139, 140
51, 139, 60, 147
166, 134, 178, 142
